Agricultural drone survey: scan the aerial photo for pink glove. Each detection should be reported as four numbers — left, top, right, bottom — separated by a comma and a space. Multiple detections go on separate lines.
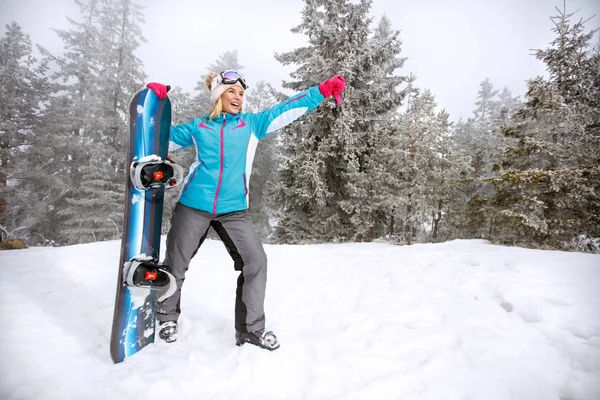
319, 75, 345, 105
146, 82, 171, 99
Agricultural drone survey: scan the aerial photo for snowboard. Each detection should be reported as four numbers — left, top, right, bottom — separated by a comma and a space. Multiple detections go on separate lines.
110, 87, 179, 364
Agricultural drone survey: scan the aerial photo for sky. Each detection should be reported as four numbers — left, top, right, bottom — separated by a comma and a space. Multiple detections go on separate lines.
1, 0, 599, 120
0, 238, 599, 399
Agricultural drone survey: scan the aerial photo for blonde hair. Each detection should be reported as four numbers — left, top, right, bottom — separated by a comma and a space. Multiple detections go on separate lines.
209, 98, 223, 121
204, 71, 243, 120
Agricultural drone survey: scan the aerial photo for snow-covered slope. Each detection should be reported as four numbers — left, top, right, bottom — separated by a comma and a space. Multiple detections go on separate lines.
1, 239, 599, 400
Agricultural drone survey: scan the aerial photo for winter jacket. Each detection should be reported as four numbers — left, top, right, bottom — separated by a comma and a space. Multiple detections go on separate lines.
169, 85, 325, 214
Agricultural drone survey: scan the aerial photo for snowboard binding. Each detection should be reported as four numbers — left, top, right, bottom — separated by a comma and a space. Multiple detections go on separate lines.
123, 256, 177, 302
130, 155, 184, 191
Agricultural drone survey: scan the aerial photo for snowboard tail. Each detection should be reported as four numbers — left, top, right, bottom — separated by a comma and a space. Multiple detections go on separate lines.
110, 88, 172, 364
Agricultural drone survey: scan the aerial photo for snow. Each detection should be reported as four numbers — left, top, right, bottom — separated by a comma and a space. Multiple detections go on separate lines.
136, 155, 162, 163
1, 239, 599, 400
131, 193, 142, 204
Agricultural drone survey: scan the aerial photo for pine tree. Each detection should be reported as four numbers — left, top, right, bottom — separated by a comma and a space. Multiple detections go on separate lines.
42, 0, 147, 244
458, 78, 501, 178
339, 14, 408, 241
273, 2, 407, 243
488, 6, 600, 251
442, 117, 485, 238
386, 90, 454, 244
245, 80, 278, 240
169, 86, 198, 125
448, 79, 521, 240
422, 108, 472, 243
496, 86, 522, 127
0, 22, 51, 242
430, 115, 473, 242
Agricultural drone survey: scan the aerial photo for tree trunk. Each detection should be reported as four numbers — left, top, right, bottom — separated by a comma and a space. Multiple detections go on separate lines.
405, 195, 413, 245
0, 110, 12, 187
432, 199, 443, 241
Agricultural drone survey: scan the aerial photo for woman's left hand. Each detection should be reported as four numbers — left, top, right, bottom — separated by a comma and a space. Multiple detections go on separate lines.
319, 75, 345, 105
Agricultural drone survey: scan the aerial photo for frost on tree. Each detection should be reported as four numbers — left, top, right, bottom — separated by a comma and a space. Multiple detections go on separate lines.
487, 7, 600, 252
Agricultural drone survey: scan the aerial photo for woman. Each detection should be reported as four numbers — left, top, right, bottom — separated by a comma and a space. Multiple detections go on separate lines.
146, 70, 345, 350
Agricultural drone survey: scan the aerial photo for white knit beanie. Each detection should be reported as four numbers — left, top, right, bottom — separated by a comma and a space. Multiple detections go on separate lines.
209, 74, 245, 104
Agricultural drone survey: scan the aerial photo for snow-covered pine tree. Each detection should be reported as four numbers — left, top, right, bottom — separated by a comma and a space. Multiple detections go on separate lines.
43, 0, 146, 244
245, 81, 278, 240
449, 78, 520, 239
487, 6, 600, 251
495, 86, 522, 128
371, 74, 416, 241
273, 2, 407, 243
425, 109, 472, 243
386, 90, 453, 244
442, 117, 484, 238
0, 22, 51, 242
40, 0, 106, 244
456, 78, 502, 178
339, 14, 408, 241
168, 87, 197, 126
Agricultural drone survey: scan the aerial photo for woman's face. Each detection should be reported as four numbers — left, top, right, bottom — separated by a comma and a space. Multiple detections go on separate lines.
221, 85, 244, 115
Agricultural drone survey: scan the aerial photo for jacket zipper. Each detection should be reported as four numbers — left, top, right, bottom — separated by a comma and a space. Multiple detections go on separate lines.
212, 119, 227, 214
183, 168, 198, 193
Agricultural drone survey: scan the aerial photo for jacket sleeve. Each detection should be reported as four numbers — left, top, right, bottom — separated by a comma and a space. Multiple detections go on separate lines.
250, 86, 325, 140
168, 118, 198, 151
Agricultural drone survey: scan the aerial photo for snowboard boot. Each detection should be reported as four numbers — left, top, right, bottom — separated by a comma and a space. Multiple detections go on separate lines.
158, 321, 178, 343
235, 329, 280, 351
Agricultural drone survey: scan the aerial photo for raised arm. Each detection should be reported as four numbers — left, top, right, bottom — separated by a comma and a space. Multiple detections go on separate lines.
250, 76, 345, 140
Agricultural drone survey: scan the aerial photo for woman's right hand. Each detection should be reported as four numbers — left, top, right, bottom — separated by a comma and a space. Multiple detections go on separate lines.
146, 82, 171, 99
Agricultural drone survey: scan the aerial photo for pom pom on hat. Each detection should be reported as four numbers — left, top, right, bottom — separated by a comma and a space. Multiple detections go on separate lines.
205, 72, 219, 90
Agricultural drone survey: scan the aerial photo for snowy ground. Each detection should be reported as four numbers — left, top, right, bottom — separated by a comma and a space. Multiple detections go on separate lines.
0, 238, 599, 400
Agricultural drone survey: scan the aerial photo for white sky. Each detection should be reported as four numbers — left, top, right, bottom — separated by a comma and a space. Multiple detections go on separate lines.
1, 0, 599, 120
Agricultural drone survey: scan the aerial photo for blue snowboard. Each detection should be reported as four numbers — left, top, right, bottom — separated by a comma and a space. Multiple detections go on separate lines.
110, 88, 173, 363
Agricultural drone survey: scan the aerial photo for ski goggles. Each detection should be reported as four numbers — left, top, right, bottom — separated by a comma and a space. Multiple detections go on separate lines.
216, 70, 248, 90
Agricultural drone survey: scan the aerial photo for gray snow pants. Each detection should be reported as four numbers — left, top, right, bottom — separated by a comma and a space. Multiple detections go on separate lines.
157, 202, 267, 334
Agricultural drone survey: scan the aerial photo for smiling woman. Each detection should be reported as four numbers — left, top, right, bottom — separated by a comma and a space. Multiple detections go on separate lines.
144, 71, 345, 350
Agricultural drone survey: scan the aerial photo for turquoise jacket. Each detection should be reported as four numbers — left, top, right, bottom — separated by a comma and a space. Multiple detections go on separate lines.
169, 85, 325, 214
